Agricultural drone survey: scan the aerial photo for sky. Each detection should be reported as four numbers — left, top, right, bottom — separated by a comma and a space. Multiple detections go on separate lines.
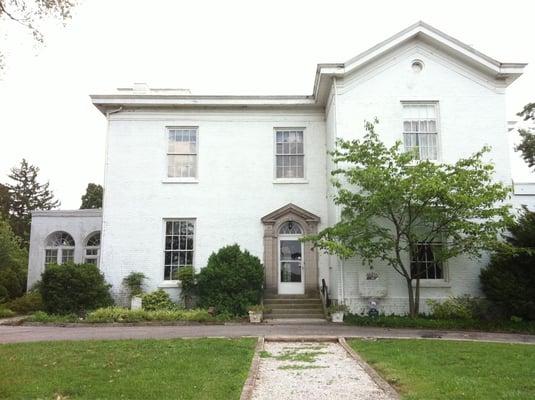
0, 0, 533, 209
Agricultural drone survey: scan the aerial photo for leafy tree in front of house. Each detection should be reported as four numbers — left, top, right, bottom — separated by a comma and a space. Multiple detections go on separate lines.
80, 183, 103, 209
305, 120, 511, 317
6, 159, 60, 245
0, 183, 10, 220
480, 206, 535, 320
0, 216, 28, 300
515, 102, 535, 171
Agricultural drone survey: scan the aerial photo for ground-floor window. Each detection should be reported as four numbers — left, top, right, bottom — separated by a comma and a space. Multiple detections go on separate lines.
84, 232, 101, 265
410, 241, 443, 279
164, 220, 194, 280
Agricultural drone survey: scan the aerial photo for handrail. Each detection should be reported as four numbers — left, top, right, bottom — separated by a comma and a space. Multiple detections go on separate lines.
320, 278, 331, 312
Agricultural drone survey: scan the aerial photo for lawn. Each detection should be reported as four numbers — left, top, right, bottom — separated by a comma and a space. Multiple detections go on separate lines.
349, 339, 535, 400
0, 338, 256, 400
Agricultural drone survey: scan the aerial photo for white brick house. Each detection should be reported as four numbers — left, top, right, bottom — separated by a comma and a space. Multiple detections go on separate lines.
27, 22, 528, 314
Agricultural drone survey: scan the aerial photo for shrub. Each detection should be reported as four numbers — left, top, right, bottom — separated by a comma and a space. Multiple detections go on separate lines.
28, 311, 79, 323
122, 272, 147, 297
177, 266, 196, 309
0, 307, 15, 318
142, 289, 176, 311
39, 263, 113, 315
0, 285, 8, 303
86, 307, 213, 323
427, 296, 477, 320
4, 291, 43, 314
197, 244, 263, 316
480, 207, 535, 320
0, 218, 28, 300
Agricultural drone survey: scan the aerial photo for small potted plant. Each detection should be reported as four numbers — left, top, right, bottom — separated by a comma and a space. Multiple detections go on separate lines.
123, 272, 147, 310
248, 305, 267, 323
328, 303, 349, 323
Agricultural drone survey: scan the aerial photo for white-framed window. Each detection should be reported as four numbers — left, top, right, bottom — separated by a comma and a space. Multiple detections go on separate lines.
164, 220, 195, 280
84, 232, 101, 265
167, 127, 198, 178
402, 103, 439, 160
44, 231, 75, 267
410, 241, 444, 280
275, 129, 304, 179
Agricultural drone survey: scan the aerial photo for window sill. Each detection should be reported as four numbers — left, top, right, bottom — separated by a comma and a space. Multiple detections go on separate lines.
273, 178, 309, 184
412, 280, 451, 288
158, 281, 182, 288
162, 178, 199, 184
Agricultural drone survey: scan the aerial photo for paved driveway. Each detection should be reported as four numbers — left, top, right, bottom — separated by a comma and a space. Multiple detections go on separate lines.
1, 323, 534, 344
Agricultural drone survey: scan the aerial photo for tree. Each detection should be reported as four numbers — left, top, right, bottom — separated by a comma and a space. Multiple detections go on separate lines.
0, 216, 28, 300
515, 102, 535, 171
0, 183, 9, 220
0, 0, 76, 69
80, 183, 103, 209
7, 159, 60, 245
480, 206, 535, 320
306, 121, 511, 317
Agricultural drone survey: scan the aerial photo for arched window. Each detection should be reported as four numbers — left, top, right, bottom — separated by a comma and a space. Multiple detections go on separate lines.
278, 221, 303, 235
45, 231, 75, 267
84, 232, 101, 265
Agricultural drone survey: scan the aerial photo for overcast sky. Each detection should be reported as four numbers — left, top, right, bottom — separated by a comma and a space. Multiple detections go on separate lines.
0, 0, 533, 209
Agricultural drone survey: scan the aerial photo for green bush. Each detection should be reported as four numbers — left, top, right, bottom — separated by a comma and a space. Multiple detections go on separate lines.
4, 291, 43, 314
142, 289, 176, 311
0, 218, 28, 300
39, 263, 113, 315
427, 296, 491, 320
177, 266, 196, 309
122, 272, 147, 297
86, 307, 214, 323
197, 244, 263, 316
0, 285, 8, 303
480, 207, 535, 320
27, 311, 79, 323
0, 307, 15, 318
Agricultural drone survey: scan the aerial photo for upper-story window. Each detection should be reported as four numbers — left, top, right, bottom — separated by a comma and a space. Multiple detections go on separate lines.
167, 127, 198, 178
275, 129, 304, 179
45, 231, 75, 267
402, 103, 438, 160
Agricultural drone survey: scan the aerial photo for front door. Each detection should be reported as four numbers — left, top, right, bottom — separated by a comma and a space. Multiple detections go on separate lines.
278, 237, 304, 294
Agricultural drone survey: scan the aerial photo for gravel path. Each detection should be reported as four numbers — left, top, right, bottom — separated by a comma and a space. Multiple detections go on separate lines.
251, 341, 394, 400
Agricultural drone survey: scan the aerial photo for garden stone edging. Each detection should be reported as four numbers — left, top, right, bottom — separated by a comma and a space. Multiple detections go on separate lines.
240, 337, 264, 400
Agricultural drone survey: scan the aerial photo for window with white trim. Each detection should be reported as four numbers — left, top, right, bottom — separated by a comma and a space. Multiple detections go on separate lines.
84, 232, 100, 265
167, 127, 198, 178
402, 103, 438, 160
164, 220, 194, 280
44, 231, 75, 267
275, 129, 304, 179
410, 241, 444, 279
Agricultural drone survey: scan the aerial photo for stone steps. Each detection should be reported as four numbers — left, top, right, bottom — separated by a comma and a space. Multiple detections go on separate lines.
263, 294, 325, 320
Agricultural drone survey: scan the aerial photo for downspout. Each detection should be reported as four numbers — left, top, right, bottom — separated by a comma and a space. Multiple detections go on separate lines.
332, 77, 346, 304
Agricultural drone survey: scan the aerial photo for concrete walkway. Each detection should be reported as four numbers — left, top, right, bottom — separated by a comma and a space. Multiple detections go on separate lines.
0, 323, 534, 344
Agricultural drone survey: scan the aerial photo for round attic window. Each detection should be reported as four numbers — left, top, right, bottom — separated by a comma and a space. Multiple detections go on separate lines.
411, 60, 424, 73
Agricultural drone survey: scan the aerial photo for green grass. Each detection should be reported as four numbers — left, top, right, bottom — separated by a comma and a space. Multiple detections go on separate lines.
349, 339, 535, 400
0, 338, 256, 399
345, 314, 535, 334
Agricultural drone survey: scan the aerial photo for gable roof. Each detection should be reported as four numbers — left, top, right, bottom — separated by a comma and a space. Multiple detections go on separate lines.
261, 203, 320, 224
91, 21, 526, 114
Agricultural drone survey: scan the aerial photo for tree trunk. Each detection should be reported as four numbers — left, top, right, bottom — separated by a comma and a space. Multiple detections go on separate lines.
406, 278, 416, 318
415, 278, 420, 315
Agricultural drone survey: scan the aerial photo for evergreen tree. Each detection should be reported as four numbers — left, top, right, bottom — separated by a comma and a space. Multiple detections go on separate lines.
80, 183, 103, 209
0, 183, 9, 220
7, 159, 60, 245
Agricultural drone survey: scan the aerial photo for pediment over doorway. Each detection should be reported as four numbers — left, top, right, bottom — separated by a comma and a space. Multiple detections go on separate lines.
261, 203, 320, 224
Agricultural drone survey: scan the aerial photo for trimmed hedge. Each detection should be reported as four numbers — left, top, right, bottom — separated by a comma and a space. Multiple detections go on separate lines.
40, 263, 113, 315
197, 244, 263, 316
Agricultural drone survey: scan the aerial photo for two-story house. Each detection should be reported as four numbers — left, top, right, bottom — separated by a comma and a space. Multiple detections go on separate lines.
27, 22, 527, 315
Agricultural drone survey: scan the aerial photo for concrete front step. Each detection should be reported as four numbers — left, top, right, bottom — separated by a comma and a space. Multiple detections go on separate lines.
264, 313, 326, 319
264, 299, 323, 304
264, 303, 323, 309
267, 308, 324, 315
